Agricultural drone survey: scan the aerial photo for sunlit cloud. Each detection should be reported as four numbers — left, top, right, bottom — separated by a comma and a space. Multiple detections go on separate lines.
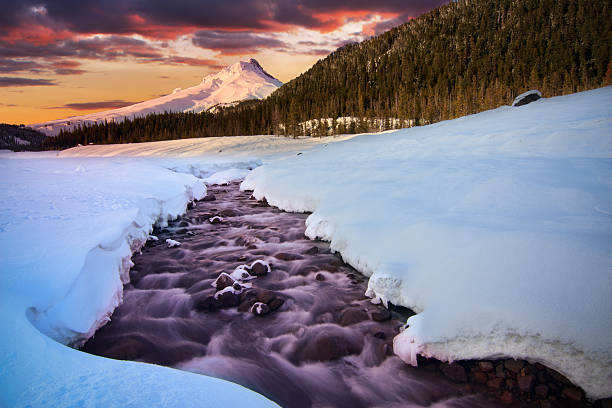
46, 100, 138, 110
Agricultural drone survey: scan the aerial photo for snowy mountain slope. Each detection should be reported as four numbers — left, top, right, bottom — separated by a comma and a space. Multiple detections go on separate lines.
242, 87, 612, 399
30, 58, 282, 136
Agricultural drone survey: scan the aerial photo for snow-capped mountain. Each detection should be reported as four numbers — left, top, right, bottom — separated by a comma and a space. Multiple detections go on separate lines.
31, 58, 282, 136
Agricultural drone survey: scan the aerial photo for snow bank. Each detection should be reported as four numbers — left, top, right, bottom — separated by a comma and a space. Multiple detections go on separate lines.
242, 87, 612, 399
0, 156, 276, 406
204, 168, 251, 185
0, 133, 349, 406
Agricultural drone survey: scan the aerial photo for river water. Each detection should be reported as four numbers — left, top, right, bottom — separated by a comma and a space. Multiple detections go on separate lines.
82, 181, 497, 408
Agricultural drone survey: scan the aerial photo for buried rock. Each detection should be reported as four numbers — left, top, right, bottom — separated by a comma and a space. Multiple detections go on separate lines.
338, 308, 369, 326
268, 298, 284, 311
293, 325, 363, 363
302, 335, 358, 362
440, 362, 467, 383
512, 89, 542, 107
371, 308, 391, 322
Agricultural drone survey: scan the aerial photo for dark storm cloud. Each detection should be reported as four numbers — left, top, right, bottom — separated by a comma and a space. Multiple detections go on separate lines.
0, 36, 163, 61
0, 59, 44, 74
0, 0, 446, 70
192, 31, 288, 54
0, 58, 86, 75
0, 77, 57, 87
1, 0, 447, 39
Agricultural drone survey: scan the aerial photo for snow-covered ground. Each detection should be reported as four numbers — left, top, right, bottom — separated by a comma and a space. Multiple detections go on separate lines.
30, 58, 281, 136
0, 136, 353, 407
243, 87, 612, 399
1, 87, 610, 405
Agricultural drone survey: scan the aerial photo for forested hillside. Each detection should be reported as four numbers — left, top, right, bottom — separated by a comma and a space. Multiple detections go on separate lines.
0, 124, 46, 151
45, 0, 611, 149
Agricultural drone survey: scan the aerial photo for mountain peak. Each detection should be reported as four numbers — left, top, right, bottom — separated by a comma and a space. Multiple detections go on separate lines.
30, 58, 282, 135
217, 58, 279, 83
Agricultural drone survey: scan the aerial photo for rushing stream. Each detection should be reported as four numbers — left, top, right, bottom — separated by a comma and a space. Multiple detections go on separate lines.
82, 181, 498, 407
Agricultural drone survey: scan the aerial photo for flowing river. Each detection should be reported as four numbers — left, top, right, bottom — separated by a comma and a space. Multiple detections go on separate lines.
81, 181, 498, 408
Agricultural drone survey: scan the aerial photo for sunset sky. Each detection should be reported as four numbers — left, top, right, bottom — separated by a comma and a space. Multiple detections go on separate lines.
0, 0, 446, 125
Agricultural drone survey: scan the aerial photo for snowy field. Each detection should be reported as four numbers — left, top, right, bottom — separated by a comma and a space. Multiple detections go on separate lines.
1, 87, 611, 405
0, 136, 351, 407
243, 87, 612, 399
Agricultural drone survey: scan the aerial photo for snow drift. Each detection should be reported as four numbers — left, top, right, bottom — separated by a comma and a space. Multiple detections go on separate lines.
242, 86, 612, 399
0, 134, 350, 406
30, 58, 281, 136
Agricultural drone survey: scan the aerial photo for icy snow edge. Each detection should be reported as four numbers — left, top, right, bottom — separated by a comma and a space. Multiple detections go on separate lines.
29, 178, 205, 347
0, 157, 280, 407
241, 87, 612, 399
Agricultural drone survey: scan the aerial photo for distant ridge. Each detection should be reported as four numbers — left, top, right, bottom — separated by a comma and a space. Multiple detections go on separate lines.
31, 59, 282, 136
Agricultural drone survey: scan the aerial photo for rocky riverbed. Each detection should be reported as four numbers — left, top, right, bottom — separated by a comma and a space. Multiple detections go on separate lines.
81, 181, 598, 408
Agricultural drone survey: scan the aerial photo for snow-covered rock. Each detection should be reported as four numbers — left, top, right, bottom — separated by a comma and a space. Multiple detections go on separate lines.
204, 168, 251, 185
512, 89, 542, 107
30, 58, 282, 136
165, 238, 181, 248
242, 86, 612, 399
